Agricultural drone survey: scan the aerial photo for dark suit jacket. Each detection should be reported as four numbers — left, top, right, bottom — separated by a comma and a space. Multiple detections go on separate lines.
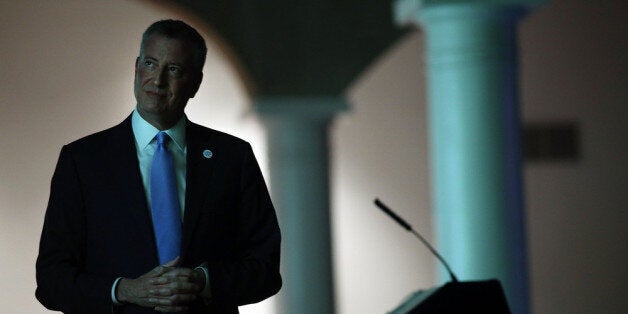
36, 116, 282, 313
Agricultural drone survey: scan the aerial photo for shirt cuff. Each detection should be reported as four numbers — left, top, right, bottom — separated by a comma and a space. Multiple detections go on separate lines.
111, 277, 124, 305
194, 265, 212, 299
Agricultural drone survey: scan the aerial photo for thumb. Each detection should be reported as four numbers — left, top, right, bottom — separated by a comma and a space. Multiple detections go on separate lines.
163, 256, 180, 267
143, 257, 181, 278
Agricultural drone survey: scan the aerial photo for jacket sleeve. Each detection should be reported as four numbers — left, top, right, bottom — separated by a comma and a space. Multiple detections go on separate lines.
36, 145, 115, 313
206, 143, 282, 306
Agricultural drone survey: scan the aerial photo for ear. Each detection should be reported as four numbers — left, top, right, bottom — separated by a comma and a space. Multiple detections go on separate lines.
134, 57, 140, 74
190, 71, 203, 98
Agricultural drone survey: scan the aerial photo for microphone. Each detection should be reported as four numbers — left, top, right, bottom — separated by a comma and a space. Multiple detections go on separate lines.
374, 198, 459, 283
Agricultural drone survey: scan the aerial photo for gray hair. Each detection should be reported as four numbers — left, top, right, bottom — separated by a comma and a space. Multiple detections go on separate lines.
140, 19, 207, 72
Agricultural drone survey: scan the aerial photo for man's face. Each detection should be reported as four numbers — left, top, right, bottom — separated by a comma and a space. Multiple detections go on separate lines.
134, 34, 202, 128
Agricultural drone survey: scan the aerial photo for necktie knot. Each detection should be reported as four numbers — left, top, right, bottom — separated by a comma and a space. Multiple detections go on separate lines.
156, 131, 170, 146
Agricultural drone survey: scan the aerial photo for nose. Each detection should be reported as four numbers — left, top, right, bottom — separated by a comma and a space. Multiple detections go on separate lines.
153, 66, 168, 87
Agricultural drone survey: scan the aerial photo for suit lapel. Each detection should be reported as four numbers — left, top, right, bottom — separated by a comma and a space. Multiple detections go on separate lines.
109, 116, 157, 257
181, 121, 216, 257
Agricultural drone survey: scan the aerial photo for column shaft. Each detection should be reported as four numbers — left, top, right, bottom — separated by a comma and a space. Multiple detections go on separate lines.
402, 3, 531, 314
255, 97, 347, 314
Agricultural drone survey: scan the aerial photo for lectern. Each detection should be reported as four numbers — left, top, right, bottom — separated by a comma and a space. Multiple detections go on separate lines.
389, 279, 510, 314
373, 199, 511, 313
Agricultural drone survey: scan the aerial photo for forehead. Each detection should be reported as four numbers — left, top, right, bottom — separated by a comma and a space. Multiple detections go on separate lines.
141, 34, 194, 64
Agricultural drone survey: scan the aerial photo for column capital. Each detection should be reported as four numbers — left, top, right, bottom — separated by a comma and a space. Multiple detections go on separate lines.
253, 96, 349, 121
394, 0, 547, 26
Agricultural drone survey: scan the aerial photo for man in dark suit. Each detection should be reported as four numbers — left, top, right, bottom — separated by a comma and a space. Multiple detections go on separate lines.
36, 20, 281, 313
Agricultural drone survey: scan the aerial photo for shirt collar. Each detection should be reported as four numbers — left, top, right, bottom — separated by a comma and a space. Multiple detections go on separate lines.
131, 109, 186, 152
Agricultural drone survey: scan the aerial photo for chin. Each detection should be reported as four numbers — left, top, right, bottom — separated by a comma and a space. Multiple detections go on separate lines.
139, 99, 165, 109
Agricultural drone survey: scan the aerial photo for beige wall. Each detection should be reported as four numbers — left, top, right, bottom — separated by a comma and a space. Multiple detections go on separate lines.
1, 0, 626, 313
520, 1, 628, 312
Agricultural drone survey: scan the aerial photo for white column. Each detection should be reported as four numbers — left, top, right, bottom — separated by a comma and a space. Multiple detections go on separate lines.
395, 1, 545, 314
255, 96, 347, 314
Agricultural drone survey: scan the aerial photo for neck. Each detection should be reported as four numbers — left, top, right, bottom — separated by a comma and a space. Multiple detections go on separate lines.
137, 109, 183, 131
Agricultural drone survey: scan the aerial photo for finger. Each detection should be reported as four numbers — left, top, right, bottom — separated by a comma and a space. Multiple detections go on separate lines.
146, 263, 183, 281
148, 269, 200, 287
149, 286, 174, 297
148, 275, 174, 285
151, 281, 200, 295
163, 256, 180, 267
149, 292, 197, 306
154, 305, 189, 312
162, 267, 197, 280
170, 281, 200, 294
142, 264, 173, 279
150, 298, 191, 311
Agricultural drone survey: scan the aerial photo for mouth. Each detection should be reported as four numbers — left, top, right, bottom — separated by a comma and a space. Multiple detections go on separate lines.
145, 90, 166, 98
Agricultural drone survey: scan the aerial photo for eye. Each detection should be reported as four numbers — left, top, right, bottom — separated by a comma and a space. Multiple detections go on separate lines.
168, 65, 184, 77
143, 59, 155, 69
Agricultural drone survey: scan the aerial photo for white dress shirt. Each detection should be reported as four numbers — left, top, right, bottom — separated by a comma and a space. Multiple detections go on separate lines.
111, 109, 210, 305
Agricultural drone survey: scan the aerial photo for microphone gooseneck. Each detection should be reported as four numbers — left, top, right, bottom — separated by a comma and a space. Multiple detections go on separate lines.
374, 198, 459, 283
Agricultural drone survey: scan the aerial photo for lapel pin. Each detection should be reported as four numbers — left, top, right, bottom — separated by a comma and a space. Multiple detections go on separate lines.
202, 149, 213, 159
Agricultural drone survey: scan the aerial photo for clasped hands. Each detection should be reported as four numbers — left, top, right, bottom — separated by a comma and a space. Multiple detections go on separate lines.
116, 257, 205, 312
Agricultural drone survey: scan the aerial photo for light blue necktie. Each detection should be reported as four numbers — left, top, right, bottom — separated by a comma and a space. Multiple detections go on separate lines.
150, 132, 182, 265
